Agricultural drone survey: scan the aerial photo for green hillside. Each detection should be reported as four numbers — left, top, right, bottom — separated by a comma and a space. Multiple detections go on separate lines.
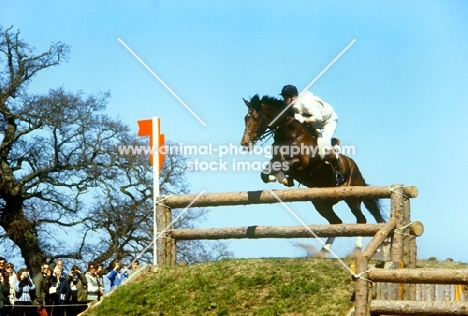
83, 257, 468, 316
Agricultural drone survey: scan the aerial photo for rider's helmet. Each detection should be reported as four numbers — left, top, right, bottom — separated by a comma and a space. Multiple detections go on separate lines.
280, 85, 298, 97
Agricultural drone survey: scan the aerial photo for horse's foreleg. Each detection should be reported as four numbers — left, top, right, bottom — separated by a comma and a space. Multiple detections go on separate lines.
261, 158, 300, 187
270, 157, 302, 187
282, 157, 302, 169
261, 171, 278, 183
261, 160, 292, 185
312, 201, 342, 254
261, 161, 277, 183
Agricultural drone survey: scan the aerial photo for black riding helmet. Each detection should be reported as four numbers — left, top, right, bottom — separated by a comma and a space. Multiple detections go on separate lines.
280, 85, 298, 97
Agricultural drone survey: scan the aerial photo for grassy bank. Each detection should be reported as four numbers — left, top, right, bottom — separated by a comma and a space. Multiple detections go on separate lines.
83, 257, 468, 316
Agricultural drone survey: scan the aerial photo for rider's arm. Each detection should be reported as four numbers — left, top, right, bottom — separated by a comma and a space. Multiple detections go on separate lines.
300, 93, 323, 123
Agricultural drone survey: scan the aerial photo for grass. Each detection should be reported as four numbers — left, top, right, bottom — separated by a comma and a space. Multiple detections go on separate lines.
83, 257, 468, 316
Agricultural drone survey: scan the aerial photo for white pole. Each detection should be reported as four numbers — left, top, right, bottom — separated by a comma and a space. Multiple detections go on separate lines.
152, 116, 160, 266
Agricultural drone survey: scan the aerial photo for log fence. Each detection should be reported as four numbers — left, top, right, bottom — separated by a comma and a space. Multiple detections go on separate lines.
155, 184, 468, 315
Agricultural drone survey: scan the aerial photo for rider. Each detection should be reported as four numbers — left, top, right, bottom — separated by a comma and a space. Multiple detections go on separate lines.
280, 85, 344, 186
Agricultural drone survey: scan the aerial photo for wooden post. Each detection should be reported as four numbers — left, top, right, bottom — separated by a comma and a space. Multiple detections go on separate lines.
390, 185, 405, 264
399, 192, 411, 300
155, 198, 166, 266
389, 185, 406, 301
354, 254, 371, 316
401, 197, 419, 300
164, 206, 177, 267
402, 198, 411, 266
171, 235, 177, 267
163, 208, 172, 266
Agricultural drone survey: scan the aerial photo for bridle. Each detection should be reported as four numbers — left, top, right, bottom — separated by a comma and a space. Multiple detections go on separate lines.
245, 108, 303, 146
244, 108, 272, 145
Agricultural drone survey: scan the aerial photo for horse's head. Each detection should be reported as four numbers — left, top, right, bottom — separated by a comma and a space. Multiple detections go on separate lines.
241, 96, 268, 150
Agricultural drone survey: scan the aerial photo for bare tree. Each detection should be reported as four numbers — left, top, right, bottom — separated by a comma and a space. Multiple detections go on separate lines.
0, 26, 231, 273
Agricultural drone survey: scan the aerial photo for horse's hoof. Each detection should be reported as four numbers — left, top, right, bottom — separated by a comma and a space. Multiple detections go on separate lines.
318, 244, 332, 257
261, 173, 276, 183
353, 246, 362, 255
373, 250, 384, 260
268, 175, 278, 182
284, 178, 295, 187
317, 250, 328, 258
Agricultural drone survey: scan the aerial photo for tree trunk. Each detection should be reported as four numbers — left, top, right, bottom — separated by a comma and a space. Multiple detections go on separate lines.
0, 194, 45, 274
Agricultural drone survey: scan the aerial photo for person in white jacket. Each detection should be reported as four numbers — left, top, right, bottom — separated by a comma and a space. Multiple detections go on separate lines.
85, 262, 100, 304
280, 85, 344, 186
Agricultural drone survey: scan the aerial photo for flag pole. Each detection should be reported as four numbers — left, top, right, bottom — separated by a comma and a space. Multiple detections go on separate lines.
152, 116, 160, 266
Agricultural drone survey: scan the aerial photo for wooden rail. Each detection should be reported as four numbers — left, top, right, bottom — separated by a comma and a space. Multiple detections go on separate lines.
368, 268, 468, 285
161, 185, 418, 208
370, 300, 468, 315
172, 223, 386, 240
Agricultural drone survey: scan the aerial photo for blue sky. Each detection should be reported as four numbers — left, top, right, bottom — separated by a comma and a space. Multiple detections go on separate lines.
3, 1, 468, 262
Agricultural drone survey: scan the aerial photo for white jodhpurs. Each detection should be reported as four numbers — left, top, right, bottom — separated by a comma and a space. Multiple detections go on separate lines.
316, 119, 337, 159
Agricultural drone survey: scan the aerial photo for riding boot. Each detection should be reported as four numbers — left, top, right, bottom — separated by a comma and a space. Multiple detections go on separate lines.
329, 157, 345, 186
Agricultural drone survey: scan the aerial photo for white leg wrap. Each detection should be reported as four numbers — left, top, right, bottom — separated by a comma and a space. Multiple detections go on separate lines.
322, 236, 335, 252
382, 244, 391, 260
275, 171, 288, 185
267, 175, 277, 182
355, 236, 363, 249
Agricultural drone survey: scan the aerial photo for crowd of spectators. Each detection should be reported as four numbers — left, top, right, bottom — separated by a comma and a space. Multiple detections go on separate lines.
0, 256, 139, 316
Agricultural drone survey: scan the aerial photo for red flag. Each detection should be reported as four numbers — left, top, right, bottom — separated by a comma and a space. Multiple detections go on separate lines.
137, 118, 165, 172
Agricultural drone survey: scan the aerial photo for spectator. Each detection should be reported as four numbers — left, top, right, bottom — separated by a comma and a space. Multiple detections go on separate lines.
94, 261, 104, 301
106, 260, 128, 289
0, 258, 5, 275
54, 260, 64, 274
14, 268, 36, 316
4, 263, 16, 315
66, 265, 87, 316
0, 271, 9, 316
85, 262, 99, 304
49, 265, 70, 316
130, 260, 139, 274
0, 257, 9, 316
33, 263, 51, 316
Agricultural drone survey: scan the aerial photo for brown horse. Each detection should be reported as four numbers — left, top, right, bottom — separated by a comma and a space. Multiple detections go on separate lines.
241, 95, 387, 253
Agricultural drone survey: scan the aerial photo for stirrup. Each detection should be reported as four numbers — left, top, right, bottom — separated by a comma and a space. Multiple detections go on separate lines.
334, 172, 345, 186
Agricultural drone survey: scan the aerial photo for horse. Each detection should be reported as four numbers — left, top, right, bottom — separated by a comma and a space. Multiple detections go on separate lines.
240, 94, 387, 254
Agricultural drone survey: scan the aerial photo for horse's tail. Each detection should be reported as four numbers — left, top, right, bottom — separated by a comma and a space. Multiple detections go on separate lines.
363, 185, 388, 223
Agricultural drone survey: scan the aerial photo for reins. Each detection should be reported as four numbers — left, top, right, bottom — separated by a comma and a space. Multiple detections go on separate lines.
253, 111, 300, 146
256, 128, 275, 145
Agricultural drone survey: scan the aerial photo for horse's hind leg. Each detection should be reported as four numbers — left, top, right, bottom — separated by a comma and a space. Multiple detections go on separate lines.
345, 200, 367, 252
312, 201, 342, 253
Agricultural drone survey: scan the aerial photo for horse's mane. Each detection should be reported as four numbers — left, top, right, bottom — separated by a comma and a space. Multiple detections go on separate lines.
249, 94, 295, 116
